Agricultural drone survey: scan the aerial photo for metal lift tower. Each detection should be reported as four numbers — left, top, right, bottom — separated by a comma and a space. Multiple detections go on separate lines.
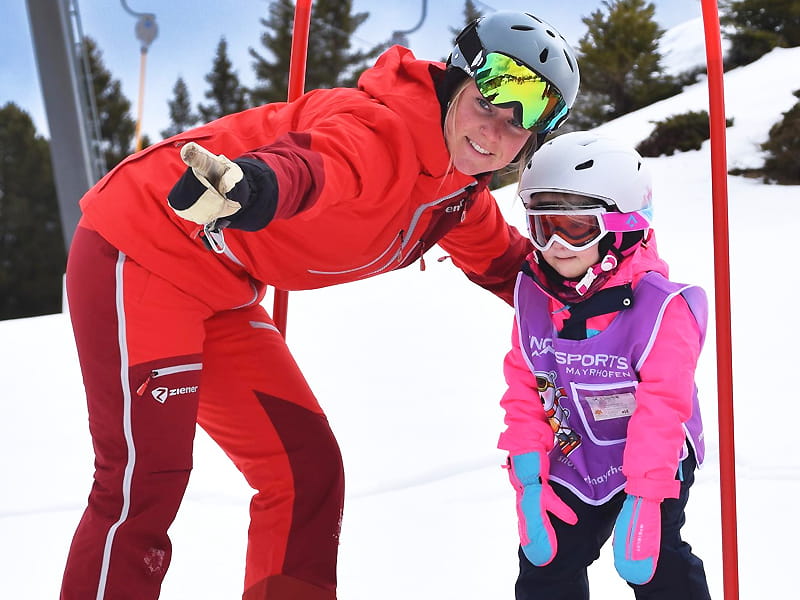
25, 0, 106, 252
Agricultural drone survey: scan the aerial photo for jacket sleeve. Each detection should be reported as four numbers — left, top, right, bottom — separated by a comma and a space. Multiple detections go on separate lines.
230, 95, 423, 230
438, 187, 532, 306
622, 295, 702, 500
498, 320, 556, 456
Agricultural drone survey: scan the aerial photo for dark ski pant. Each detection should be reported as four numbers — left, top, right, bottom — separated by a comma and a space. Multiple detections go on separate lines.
60, 226, 344, 600
515, 448, 711, 600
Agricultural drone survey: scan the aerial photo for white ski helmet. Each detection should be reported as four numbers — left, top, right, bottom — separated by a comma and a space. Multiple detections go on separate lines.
518, 131, 653, 215
448, 11, 580, 133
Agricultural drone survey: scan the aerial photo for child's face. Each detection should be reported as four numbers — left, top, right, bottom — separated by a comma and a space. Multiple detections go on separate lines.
444, 81, 532, 175
527, 191, 603, 278
540, 240, 601, 279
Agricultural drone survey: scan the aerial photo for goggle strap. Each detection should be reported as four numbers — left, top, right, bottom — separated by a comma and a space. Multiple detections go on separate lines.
526, 208, 651, 252
453, 22, 483, 74
601, 209, 652, 232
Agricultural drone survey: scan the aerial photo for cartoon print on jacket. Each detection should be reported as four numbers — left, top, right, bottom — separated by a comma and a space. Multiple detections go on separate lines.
536, 370, 582, 455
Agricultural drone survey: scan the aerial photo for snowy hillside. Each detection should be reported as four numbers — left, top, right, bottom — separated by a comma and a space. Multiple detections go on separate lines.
659, 16, 732, 76
2, 21, 799, 600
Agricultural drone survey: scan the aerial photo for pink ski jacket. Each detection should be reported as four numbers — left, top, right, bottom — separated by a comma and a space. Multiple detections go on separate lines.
498, 236, 704, 500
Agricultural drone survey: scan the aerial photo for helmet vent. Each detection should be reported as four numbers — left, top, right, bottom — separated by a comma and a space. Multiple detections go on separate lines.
545, 29, 557, 38
525, 13, 544, 24
575, 160, 594, 171
510, 25, 535, 31
563, 50, 576, 72
539, 48, 549, 62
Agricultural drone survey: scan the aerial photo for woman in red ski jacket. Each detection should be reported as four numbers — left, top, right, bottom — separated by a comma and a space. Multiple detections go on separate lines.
61, 11, 580, 600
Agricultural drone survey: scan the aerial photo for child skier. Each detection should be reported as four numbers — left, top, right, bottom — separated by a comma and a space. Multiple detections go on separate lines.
498, 132, 712, 599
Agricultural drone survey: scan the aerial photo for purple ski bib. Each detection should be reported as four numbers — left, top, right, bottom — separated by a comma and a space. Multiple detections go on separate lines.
514, 271, 707, 504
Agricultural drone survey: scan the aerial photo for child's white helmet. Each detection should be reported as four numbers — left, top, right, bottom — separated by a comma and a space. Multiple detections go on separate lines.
518, 131, 653, 214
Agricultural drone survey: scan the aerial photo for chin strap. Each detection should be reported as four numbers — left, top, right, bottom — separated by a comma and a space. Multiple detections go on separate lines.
527, 232, 645, 304
574, 253, 618, 296
568, 230, 648, 297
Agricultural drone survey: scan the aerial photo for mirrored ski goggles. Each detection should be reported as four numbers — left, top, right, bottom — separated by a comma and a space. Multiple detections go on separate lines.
526, 207, 653, 252
474, 52, 569, 132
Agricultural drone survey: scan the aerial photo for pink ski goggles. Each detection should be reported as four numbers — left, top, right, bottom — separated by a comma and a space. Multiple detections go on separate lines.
526, 207, 652, 252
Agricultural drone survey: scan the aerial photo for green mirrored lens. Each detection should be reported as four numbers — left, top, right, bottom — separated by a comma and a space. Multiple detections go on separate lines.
474, 53, 567, 131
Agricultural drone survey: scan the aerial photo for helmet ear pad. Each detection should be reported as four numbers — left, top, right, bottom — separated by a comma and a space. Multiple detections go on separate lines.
439, 67, 470, 106
618, 230, 645, 253
598, 231, 645, 258
597, 232, 616, 257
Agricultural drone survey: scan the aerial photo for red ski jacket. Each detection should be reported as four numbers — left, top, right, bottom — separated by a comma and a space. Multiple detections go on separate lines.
78, 46, 531, 310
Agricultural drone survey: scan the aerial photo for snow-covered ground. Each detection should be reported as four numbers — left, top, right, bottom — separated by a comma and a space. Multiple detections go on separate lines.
2, 20, 798, 599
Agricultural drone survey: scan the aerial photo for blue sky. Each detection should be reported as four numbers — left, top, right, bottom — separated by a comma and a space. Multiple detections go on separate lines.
2, 1, 704, 141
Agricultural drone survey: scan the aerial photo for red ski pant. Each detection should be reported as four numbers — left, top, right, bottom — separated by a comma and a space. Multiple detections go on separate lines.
61, 226, 344, 600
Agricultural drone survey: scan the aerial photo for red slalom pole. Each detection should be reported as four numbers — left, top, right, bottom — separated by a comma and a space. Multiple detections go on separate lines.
273, 0, 313, 337
700, 1, 739, 598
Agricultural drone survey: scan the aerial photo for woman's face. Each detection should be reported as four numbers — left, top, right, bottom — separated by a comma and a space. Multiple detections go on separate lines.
444, 80, 533, 175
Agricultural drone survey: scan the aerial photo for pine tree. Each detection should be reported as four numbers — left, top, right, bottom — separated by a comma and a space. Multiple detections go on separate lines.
448, 0, 482, 44
0, 103, 65, 320
161, 77, 200, 139
721, 0, 800, 68
249, 0, 381, 105
198, 37, 249, 123
83, 37, 137, 169
761, 89, 800, 184
570, 0, 681, 128
249, 0, 294, 105
442, 0, 482, 61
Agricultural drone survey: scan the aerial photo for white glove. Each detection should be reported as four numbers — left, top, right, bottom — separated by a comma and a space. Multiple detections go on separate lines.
169, 142, 244, 225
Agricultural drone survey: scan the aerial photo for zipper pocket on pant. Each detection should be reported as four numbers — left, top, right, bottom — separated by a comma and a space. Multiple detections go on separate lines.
136, 363, 202, 396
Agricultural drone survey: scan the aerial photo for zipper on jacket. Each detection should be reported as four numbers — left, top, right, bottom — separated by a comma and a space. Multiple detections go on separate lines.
307, 229, 405, 276
191, 225, 260, 309
136, 363, 203, 396
305, 184, 474, 278
393, 230, 405, 263
203, 223, 227, 254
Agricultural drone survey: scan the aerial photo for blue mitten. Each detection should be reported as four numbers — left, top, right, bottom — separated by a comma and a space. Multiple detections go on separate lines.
508, 451, 578, 566
612, 494, 662, 585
